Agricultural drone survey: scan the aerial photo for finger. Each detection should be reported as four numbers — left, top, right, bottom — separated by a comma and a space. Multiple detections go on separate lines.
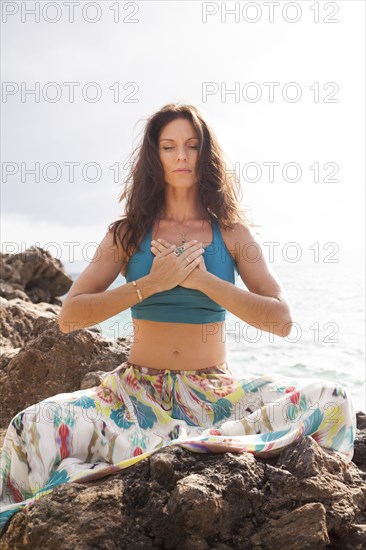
158, 238, 177, 250
158, 238, 199, 249
151, 240, 164, 250
184, 253, 203, 270
156, 238, 171, 247
151, 241, 170, 255
189, 256, 202, 269
184, 245, 204, 263
151, 242, 176, 256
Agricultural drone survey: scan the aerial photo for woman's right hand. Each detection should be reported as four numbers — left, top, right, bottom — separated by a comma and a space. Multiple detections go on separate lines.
149, 240, 204, 292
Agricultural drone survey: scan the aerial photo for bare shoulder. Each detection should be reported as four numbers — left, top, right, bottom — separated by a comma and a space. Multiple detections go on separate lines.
221, 222, 287, 301
224, 222, 256, 240
219, 222, 256, 264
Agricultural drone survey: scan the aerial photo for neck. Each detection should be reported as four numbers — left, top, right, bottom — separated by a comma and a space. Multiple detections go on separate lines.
159, 208, 208, 226
160, 187, 208, 225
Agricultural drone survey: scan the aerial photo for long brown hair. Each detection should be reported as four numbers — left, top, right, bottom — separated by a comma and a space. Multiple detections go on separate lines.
108, 103, 258, 259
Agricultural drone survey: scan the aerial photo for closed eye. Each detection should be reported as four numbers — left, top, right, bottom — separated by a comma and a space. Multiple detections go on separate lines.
163, 146, 198, 150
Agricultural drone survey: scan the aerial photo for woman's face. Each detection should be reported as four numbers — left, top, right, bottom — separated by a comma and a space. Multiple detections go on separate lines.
158, 118, 199, 187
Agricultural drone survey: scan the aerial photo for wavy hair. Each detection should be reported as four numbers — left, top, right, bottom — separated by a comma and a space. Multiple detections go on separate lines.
108, 103, 258, 259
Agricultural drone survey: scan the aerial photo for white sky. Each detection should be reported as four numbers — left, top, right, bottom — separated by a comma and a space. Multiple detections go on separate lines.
1, 0, 365, 271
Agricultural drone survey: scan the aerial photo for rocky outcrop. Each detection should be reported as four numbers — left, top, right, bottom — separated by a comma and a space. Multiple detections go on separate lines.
354, 412, 366, 474
0, 246, 365, 549
0, 432, 365, 550
0, 246, 72, 305
0, 296, 61, 355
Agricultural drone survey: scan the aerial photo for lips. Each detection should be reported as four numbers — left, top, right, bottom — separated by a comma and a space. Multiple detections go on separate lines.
173, 169, 191, 172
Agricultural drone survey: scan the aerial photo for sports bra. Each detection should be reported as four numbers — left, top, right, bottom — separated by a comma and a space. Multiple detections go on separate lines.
124, 219, 239, 324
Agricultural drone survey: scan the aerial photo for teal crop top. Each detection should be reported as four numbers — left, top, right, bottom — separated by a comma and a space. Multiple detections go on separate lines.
125, 220, 239, 324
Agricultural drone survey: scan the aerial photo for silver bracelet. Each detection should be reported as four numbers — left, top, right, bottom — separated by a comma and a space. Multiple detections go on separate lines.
132, 280, 143, 303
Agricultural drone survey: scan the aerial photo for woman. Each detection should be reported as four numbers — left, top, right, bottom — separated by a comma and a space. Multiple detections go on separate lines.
0, 103, 357, 532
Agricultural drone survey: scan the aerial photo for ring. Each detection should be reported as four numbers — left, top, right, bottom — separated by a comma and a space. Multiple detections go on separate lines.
185, 257, 190, 263
173, 245, 185, 256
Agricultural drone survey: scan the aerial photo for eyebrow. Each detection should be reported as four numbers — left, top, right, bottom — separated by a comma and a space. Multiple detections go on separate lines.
159, 137, 198, 142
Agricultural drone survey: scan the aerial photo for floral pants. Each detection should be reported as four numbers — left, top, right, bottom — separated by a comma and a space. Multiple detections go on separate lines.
0, 360, 357, 533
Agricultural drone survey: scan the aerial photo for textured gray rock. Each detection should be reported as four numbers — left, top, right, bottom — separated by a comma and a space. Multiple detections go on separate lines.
0, 296, 61, 355
0, 246, 72, 304
0, 436, 365, 549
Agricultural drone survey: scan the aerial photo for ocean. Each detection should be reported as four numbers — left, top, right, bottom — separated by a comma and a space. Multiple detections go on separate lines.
66, 249, 365, 413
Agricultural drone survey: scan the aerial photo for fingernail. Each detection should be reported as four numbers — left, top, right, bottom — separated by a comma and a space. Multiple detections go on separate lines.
151, 240, 156, 244
193, 240, 198, 243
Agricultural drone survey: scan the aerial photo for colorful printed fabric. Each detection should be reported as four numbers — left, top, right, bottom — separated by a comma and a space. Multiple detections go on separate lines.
0, 361, 357, 533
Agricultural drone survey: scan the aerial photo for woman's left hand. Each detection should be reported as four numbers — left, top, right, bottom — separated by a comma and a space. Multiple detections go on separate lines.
150, 238, 208, 290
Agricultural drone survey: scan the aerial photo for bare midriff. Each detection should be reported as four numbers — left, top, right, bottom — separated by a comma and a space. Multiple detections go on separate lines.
124, 218, 232, 371
126, 319, 227, 371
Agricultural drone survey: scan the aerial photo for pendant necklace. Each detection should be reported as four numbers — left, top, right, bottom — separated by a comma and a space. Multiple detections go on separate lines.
172, 226, 187, 255
156, 215, 207, 253
176, 228, 187, 245
173, 219, 205, 254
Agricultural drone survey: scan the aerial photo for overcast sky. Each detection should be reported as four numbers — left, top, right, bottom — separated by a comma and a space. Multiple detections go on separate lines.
1, 0, 365, 272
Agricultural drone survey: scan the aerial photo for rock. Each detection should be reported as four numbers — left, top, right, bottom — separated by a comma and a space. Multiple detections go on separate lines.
356, 411, 366, 430
0, 246, 72, 304
0, 296, 61, 354
0, 348, 21, 372
252, 502, 330, 549
80, 370, 109, 390
276, 433, 351, 480
354, 412, 366, 474
0, 441, 365, 550
0, 478, 125, 550
0, 282, 30, 303
167, 473, 224, 539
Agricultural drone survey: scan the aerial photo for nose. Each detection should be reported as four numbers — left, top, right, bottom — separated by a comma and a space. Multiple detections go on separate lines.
176, 146, 188, 161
